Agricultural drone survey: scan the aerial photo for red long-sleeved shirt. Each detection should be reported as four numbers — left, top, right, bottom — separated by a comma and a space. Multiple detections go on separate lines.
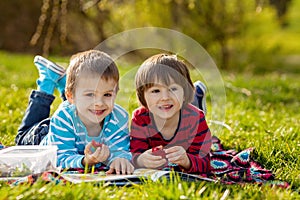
130, 104, 211, 174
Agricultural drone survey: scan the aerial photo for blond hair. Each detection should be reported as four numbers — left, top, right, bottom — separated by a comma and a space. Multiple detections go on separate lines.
65, 50, 119, 96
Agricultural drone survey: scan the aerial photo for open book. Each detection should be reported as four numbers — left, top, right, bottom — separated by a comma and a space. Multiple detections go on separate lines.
60, 168, 216, 186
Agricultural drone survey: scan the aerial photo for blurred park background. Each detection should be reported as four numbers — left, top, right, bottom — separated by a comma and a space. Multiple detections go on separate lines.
0, 2, 300, 195
0, 0, 299, 73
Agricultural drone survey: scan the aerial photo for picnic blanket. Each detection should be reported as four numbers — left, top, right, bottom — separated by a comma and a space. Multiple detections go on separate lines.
209, 136, 289, 188
0, 138, 290, 188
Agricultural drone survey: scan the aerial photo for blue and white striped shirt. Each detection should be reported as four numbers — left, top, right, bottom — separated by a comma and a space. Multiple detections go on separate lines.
40, 101, 132, 169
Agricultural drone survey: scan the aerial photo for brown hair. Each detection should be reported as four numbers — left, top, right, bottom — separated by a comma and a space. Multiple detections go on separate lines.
65, 50, 119, 96
135, 53, 194, 108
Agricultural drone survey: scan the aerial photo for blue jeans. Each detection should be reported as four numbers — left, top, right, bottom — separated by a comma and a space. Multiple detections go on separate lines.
15, 90, 65, 145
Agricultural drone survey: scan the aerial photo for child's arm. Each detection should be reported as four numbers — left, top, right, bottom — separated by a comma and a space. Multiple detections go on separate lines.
130, 120, 149, 167
164, 137, 211, 173
160, 110, 211, 173
182, 115, 212, 173
45, 105, 87, 169
104, 105, 133, 173
105, 128, 134, 174
130, 120, 167, 168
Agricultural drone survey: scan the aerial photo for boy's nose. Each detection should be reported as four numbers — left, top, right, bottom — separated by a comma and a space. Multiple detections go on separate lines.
93, 97, 104, 105
161, 90, 170, 100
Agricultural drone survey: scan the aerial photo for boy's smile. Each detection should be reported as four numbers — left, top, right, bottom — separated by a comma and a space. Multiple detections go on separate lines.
144, 81, 184, 122
158, 104, 174, 111
90, 109, 106, 116
71, 74, 117, 129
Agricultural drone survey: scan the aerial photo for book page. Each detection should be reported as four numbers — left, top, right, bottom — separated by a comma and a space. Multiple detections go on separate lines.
60, 169, 216, 184
60, 173, 140, 184
133, 168, 171, 181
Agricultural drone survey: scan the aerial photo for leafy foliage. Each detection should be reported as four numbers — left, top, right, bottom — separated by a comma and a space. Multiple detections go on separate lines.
1, 1, 299, 72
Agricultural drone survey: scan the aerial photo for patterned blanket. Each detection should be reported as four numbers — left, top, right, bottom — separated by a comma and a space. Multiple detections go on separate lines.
209, 136, 289, 188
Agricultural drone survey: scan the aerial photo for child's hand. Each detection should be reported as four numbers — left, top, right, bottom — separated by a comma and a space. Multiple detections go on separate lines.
106, 158, 134, 175
152, 145, 167, 158
82, 142, 110, 166
137, 148, 167, 168
165, 146, 191, 170
90, 140, 103, 152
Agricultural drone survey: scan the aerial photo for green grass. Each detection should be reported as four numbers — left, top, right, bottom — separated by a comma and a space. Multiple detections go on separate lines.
0, 51, 299, 199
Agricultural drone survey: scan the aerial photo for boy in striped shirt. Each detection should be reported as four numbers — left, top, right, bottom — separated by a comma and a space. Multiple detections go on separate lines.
16, 50, 133, 174
130, 54, 211, 174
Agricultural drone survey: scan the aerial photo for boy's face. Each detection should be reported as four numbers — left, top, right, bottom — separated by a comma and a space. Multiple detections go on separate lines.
69, 74, 117, 127
144, 79, 184, 122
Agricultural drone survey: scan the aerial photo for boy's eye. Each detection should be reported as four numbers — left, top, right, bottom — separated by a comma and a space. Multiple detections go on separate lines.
170, 87, 178, 92
85, 93, 95, 97
151, 89, 160, 93
104, 93, 113, 97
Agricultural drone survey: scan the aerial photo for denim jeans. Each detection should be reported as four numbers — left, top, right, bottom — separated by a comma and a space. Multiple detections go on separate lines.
15, 90, 55, 145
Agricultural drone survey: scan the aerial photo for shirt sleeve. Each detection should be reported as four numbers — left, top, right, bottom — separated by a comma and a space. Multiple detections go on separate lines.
181, 112, 212, 174
45, 107, 85, 169
129, 118, 151, 167
104, 106, 132, 166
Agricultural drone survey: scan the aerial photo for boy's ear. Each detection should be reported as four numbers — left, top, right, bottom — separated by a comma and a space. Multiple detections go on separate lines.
65, 91, 74, 104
